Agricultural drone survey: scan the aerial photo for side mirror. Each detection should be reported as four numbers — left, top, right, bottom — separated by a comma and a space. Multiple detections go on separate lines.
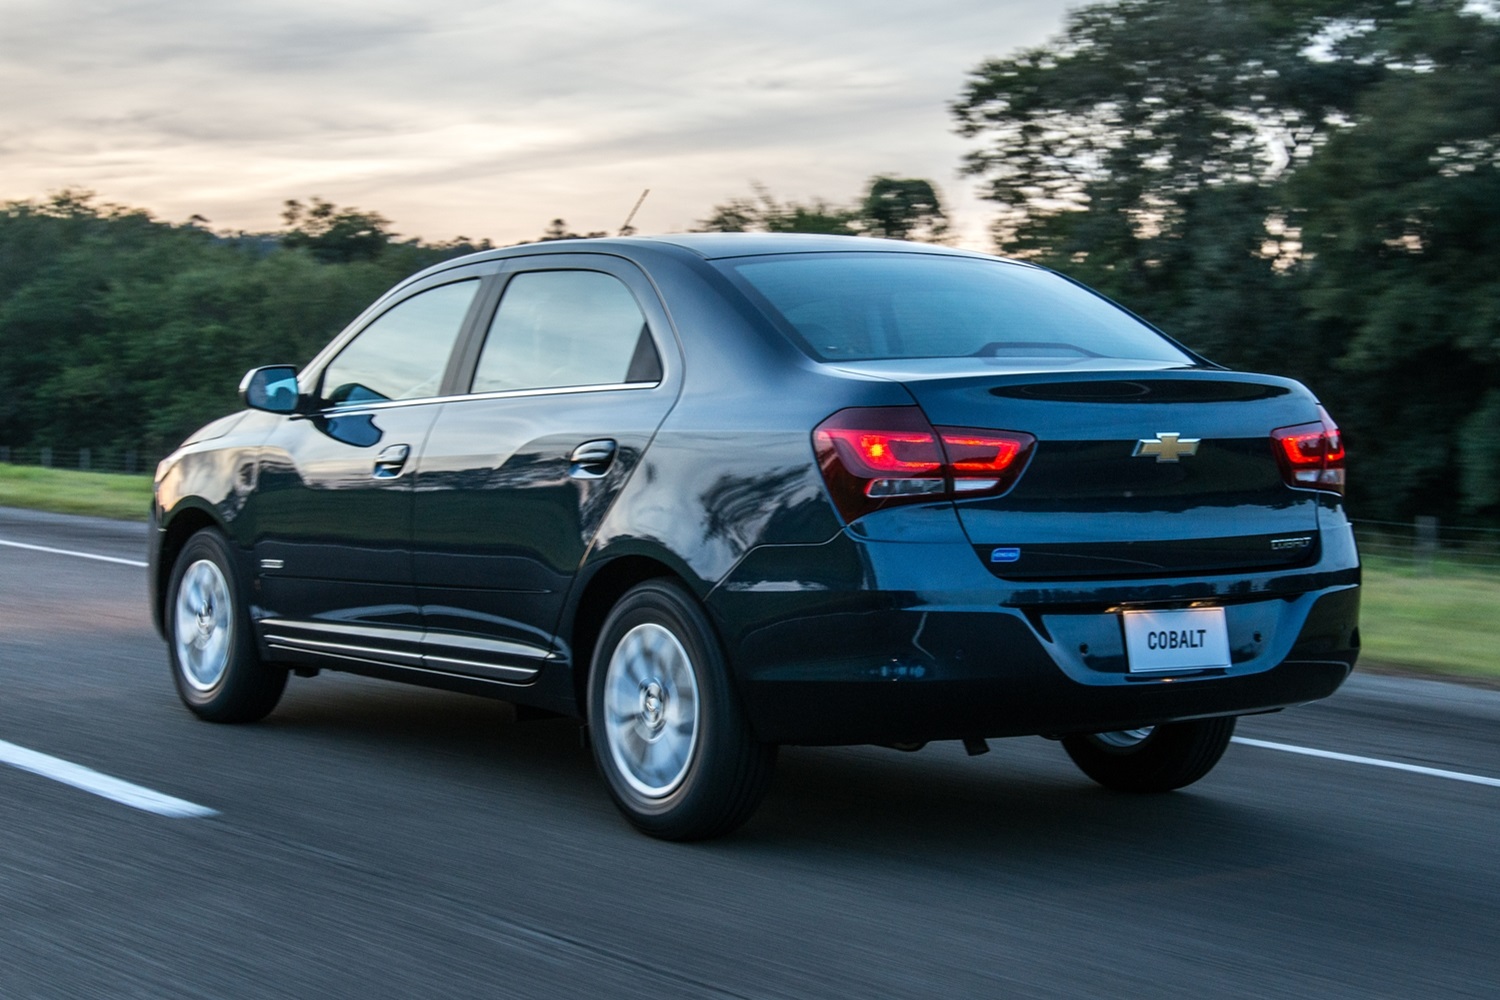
240, 366, 301, 414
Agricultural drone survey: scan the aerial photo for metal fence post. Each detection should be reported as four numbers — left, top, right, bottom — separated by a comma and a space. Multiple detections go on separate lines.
40, 446, 52, 468
79, 447, 91, 471
1415, 515, 1439, 575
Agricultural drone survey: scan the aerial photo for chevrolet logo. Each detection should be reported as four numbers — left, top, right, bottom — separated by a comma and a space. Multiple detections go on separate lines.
1133, 432, 1201, 463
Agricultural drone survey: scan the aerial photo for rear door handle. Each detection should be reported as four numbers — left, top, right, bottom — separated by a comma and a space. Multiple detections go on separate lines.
373, 443, 411, 478
568, 439, 617, 478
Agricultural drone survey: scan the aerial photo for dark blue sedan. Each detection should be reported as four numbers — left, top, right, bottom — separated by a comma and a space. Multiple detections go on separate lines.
149, 234, 1359, 839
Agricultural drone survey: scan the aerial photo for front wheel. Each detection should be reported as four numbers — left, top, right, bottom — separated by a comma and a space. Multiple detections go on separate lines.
588, 580, 776, 840
1061, 717, 1236, 792
166, 529, 287, 723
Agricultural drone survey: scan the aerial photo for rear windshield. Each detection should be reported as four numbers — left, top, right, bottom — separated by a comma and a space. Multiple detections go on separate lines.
718, 252, 1193, 364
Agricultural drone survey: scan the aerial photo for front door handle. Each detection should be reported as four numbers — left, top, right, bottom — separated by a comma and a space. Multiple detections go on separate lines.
373, 443, 411, 478
568, 439, 617, 479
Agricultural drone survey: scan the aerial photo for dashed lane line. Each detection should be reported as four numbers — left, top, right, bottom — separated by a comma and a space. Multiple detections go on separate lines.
0, 538, 147, 567
1233, 736, 1500, 788
0, 739, 217, 818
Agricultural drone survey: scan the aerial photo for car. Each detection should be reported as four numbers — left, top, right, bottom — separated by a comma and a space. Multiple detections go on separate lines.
149, 233, 1359, 839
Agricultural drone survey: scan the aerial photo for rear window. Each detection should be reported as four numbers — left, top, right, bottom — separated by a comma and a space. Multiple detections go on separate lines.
718, 253, 1193, 364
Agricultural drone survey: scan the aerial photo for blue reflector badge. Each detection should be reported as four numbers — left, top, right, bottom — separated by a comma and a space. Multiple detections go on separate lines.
990, 547, 1021, 564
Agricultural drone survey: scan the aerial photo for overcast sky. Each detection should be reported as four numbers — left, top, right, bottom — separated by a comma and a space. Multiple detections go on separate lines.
2, 0, 1078, 248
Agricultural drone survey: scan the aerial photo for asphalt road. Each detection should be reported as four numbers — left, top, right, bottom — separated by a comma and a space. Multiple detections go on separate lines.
2, 506, 1497, 999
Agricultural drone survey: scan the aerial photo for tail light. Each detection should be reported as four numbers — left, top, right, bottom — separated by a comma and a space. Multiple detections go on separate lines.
813, 407, 1035, 522
1272, 406, 1345, 494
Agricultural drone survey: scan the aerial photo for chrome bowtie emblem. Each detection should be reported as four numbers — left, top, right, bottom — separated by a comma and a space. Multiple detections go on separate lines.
1133, 432, 1201, 463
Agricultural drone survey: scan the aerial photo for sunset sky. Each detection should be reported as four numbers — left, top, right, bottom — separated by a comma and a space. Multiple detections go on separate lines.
3, 0, 1078, 247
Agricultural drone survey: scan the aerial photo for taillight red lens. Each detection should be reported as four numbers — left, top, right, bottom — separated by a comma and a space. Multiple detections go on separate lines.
814, 407, 1035, 522
1272, 406, 1345, 494
820, 428, 944, 476
943, 433, 1027, 471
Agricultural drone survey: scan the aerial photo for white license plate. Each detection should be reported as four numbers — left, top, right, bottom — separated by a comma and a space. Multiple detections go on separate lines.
1122, 608, 1231, 673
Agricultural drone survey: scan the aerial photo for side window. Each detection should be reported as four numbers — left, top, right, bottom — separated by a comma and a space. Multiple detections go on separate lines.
471, 270, 661, 394
319, 280, 479, 407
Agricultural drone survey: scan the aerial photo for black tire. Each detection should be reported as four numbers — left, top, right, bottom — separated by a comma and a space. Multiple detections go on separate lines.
587, 580, 776, 840
1061, 716, 1236, 793
165, 528, 287, 723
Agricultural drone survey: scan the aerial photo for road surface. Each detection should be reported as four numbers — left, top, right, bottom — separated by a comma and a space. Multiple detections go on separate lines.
2, 506, 1496, 998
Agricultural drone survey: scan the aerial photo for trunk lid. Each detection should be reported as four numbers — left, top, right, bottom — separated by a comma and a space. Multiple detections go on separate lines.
838, 364, 1325, 580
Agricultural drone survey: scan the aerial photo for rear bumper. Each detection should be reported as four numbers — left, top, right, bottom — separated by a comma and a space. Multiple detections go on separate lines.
707, 525, 1360, 746
739, 661, 1353, 746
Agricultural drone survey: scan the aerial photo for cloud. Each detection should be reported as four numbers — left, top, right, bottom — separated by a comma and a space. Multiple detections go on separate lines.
0, 0, 1077, 246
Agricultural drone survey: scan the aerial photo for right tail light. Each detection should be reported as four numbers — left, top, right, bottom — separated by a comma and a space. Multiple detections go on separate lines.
813, 406, 1035, 523
1272, 405, 1345, 494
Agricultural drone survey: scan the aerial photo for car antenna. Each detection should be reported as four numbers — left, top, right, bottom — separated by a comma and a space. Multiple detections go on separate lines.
619, 189, 650, 236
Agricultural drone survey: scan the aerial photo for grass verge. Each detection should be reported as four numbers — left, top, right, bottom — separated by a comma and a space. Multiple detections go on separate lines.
0, 465, 152, 521
1358, 558, 1500, 681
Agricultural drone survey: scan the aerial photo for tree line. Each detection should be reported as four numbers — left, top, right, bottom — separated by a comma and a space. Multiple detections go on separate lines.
0, 0, 1495, 523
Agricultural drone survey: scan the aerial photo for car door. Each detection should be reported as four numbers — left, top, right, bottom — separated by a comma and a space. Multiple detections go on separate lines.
410, 255, 680, 682
249, 271, 490, 666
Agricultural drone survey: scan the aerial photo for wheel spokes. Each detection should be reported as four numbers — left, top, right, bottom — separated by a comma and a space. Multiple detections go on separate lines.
173, 558, 233, 691
602, 622, 701, 798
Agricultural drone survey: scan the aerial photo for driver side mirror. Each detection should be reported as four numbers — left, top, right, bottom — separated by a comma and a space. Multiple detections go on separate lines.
240, 366, 302, 414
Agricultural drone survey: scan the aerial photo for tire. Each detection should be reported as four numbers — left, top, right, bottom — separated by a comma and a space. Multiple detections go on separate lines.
1061, 716, 1236, 793
587, 580, 776, 840
165, 528, 287, 723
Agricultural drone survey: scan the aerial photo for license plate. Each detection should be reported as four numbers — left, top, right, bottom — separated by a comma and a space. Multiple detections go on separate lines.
1122, 608, 1231, 673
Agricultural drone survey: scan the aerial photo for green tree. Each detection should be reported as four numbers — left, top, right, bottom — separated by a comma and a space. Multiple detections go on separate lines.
533, 219, 608, 242
281, 197, 396, 263
1290, 2, 1500, 518
0, 192, 210, 454
859, 177, 948, 242
697, 183, 861, 235
953, 0, 1387, 261
697, 177, 949, 240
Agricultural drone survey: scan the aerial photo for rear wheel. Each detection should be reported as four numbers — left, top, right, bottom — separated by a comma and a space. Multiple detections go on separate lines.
166, 529, 287, 723
1061, 717, 1236, 792
588, 580, 776, 840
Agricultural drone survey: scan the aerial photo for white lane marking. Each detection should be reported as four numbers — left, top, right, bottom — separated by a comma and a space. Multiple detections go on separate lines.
0, 739, 217, 818
0, 538, 147, 568
1233, 737, 1500, 789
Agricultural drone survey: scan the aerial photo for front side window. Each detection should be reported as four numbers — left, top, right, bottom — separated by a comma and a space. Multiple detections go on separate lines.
472, 270, 660, 393
319, 280, 479, 407
719, 253, 1194, 365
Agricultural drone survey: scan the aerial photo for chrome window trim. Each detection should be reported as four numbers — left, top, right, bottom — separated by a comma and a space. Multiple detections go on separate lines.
314, 379, 661, 414
312, 277, 485, 409
297, 271, 495, 399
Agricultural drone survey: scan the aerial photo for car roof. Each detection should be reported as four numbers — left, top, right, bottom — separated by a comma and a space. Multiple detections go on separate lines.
624, 232, 998, 261
452, 232, 1006, 263
400, 232, 1023, 293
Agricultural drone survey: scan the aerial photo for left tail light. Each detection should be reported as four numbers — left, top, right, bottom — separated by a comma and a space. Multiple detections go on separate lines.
813, 406, 1035, 523
1272, 406, 1345, 494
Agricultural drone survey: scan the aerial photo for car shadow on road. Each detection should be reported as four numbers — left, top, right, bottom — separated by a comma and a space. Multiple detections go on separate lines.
256, 675, 1327, 874
736, 741, 1339, 881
